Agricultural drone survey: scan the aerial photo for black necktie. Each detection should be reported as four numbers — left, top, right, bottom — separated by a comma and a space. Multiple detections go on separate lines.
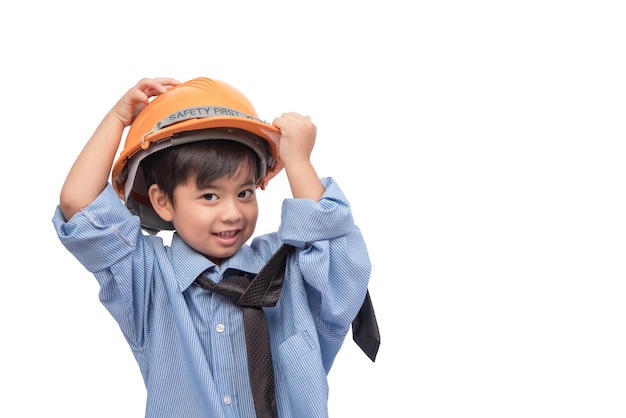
352, 289, 380, 362
195, 244, 381, 417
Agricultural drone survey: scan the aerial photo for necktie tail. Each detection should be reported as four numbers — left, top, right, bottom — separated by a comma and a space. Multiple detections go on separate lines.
351, 290, 380, 362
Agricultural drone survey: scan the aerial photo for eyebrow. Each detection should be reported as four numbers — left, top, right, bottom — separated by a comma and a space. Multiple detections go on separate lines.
196, 176, 257, 191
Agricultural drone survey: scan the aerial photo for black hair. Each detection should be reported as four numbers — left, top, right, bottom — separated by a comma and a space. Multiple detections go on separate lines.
141, 139, 259, 205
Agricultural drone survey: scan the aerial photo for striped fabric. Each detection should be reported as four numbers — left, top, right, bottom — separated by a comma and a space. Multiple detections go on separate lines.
52, 177, 372, 418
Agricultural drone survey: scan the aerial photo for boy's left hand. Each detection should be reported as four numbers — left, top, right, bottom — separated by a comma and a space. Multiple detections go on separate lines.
272, 112, 317, 167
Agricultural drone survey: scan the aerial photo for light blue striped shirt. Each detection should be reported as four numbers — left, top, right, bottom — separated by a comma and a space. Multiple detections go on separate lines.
52, 177, 371, 418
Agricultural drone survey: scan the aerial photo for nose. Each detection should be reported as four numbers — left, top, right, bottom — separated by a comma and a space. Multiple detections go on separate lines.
219, 198, 243, 223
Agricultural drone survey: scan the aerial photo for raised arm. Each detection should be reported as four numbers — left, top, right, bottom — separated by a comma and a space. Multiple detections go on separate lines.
272, 112, 325, 201
59, 77, 180, 221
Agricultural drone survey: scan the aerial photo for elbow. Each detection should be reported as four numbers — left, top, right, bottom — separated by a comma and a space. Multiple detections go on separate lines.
59, 189, 87, 222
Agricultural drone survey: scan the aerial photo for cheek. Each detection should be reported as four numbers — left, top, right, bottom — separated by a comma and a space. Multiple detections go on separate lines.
245, 202, 259, 222
174, 201, 207, 226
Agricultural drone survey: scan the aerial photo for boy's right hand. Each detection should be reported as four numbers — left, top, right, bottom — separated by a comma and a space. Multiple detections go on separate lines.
58, 77, 179, 221
111, 77, 180, 128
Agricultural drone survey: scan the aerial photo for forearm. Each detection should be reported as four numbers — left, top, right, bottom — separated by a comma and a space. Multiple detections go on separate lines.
59, 112, 125, 220
283, 159, 325, 201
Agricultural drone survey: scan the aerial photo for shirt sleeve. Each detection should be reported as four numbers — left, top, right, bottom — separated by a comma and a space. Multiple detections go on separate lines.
52, 184, 142, 271
278, 177, 372, 367
52, 183, 155, 350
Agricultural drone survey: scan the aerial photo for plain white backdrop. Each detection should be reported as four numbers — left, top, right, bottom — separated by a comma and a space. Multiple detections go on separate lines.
2, 1, 625, 417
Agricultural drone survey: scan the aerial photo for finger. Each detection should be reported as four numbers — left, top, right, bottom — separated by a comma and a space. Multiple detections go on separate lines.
126, 88, 151, 106
136, 78, 179, 97
272, 116, 285, 128
273, 112, 303, 128
281, 112, 304, 119
154, 77, 181, 90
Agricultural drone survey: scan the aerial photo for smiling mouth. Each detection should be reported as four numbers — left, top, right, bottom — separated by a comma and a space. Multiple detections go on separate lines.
214, 230, 238, 238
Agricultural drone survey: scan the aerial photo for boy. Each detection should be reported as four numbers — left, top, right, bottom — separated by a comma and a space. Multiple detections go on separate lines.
52, 77, 377, 418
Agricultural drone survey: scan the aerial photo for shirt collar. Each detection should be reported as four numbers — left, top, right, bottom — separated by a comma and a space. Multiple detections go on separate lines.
170, 233, 265, 292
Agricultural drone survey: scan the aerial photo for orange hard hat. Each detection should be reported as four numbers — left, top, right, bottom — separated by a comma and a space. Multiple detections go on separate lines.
111, 76, 282, 232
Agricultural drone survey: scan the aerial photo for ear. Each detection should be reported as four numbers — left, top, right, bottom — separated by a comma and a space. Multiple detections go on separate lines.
148, 184, 174, 222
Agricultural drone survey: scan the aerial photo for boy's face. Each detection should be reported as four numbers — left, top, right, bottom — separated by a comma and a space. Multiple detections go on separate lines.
166, 165, 259, 265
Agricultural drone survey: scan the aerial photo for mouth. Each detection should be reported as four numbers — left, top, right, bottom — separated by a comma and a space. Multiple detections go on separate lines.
214, 230, 239, 239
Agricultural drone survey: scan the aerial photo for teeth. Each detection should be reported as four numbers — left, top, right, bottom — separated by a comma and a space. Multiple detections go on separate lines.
217, 231, 236, 238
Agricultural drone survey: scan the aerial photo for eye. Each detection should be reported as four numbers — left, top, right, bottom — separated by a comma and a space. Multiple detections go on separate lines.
238, 189, 254, 198
202, 193, 218, 201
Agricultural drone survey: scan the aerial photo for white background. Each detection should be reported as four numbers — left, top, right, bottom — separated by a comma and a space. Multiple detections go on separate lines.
2, 1, 625, 417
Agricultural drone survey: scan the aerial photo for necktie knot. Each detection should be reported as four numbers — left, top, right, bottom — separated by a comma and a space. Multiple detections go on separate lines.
196, 265, 283, 308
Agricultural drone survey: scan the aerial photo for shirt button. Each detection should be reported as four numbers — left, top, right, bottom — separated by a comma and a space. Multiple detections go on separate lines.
216, 323, 225, 333
223, 395, 232, 405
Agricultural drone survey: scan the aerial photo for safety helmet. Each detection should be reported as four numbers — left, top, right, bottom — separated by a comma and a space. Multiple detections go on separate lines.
111, 77, 282, 233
